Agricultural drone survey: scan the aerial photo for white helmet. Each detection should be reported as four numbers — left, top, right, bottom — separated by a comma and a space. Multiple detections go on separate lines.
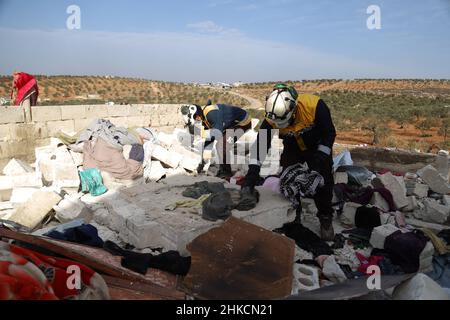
181, 105, 199, 127
265, 84, 298, 129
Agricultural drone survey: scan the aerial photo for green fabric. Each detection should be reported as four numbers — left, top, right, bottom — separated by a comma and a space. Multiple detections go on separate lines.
79, 168, 108, 197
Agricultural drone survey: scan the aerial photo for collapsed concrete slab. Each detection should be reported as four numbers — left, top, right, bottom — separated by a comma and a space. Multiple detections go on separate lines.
2, 158, 34, 176
151, 144, 182, 168
9, 187, 40, 204
370, 193, 390, 212
0, 176, 13, 201
419, 241, 435, 273
9, 189, 62, 229
92, 175, 294, 254
417, 165, 450, 195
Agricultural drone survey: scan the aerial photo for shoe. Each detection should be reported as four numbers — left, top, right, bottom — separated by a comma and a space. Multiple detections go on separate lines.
216, 165, 232, 179
320, 223, 335, 241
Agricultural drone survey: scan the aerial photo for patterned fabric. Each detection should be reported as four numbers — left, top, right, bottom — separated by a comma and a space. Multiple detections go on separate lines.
279, 162, 324, 208
0, 242, 110, 300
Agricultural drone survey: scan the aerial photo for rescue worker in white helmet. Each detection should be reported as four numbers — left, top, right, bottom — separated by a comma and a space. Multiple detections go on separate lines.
180, 101, 252, 179
242, 84, 337, 240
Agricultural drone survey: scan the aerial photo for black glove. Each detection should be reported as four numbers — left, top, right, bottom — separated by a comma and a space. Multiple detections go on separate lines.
310, 151, 328, 174
243, 164, 261, 189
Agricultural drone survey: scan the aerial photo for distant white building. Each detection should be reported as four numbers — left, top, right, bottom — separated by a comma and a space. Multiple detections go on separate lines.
233, 81, 244, 87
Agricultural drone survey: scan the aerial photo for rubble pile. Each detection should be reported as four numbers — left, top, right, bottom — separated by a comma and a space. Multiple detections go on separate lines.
1, 117, 450, 300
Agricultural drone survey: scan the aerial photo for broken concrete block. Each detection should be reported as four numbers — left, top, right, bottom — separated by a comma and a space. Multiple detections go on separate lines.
53, 195, 91, 223
151, 144, 182, 168
370, 224, 401, 249
334, 172, 348, 185
9, 190, 62, 229
419, 241, 435, 273
412, 183, 429, 198
0, 176, 13, 201
69, 150, 84, 167
36, 146, 80, 188
393, 273, 450, 300
377, 172, 409, 209
402, 196, 418, 213
322, 255, 347, 284
443, 195, 450, 207
173, 145, 202, 172
11, 173, 43, 188
370, 192, 390, 212
0, 201, 13, 211
341, 202, 361, 226
423, 198, 450, 224
294, 264, 320, 292
144, 160, 166, 182
2, 158, 33, 176
417, 165, 450, 195
10, 187, 39, 204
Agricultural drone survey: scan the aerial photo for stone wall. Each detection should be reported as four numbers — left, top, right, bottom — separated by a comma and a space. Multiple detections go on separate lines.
0, 104, 184, 169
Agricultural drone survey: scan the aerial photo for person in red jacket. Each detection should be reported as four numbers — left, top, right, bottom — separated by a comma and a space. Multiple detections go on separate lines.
10, 71, 39, 107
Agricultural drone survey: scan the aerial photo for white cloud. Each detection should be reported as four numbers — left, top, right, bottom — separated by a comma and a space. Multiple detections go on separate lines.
186, 20, 242, 37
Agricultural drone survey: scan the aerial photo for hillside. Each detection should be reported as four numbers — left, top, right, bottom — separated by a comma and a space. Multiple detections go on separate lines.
1, 76, 449, 152
0, 75, 249, 107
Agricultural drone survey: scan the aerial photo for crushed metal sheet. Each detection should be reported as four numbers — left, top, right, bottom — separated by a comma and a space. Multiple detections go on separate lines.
181, 216, 295, 300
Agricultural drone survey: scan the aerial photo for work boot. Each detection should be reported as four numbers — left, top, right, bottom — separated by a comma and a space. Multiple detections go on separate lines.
216, 164, 232, 179
320, 223, 335, 241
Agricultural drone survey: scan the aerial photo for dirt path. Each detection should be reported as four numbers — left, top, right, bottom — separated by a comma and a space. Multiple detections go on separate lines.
229, 90, 264, 110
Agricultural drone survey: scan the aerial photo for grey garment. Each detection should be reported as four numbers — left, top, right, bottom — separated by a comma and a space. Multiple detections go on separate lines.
76, 119, 140, 150
426, 254, 450, 289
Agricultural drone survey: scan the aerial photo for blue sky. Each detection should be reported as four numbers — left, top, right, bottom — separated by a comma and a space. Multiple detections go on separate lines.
0, 0, 449, 82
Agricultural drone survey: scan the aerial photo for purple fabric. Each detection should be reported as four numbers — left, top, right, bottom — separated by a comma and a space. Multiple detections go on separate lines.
334, 183, 397, 212
129, 144, 145, 162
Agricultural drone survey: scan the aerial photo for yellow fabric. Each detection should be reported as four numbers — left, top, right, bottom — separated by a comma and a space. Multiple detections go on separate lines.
237, 112, 251, 127
268, 93, 320, 151
421, 228, 450, 255
201, 105, 219, 129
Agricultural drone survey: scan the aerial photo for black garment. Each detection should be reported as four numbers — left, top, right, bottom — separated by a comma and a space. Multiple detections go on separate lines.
354, 206, 381, 231
103, 241, 191, 275
46, 224, 104, 248
438, 229, 450, 245
275, 222, 333, 257
202, 191, 234, 221
182, 181, 226, 199
384, 230, 429, 273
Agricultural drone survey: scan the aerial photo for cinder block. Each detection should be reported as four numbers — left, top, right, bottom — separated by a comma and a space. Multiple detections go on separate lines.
74, 118, 92, 132
11, 173, 43, 188
370, 192, 390, 212
0, 124, 11, 141
3, 158, 33, 176
0, 176, 13, 201
423, 198, 450, 224
0, 107, 24, 124
377, 172, 409, 209
10, 187, 40, 205
417, 165, 450, 195
107, 105, 130, 117
85, 105, 108, 119
334, 172, 348, 184
419, 241, 435, 273
53, 195, 90, 223
341, 202, 361, 226
46, 120, 75, 137
370, 224, 401, 249
401, 196, 418, 213
413, 183, 429, 198
61, 105, 86, 120
294, 264, 320, 292
151, 144, 182, 168
31, 106, 61, 122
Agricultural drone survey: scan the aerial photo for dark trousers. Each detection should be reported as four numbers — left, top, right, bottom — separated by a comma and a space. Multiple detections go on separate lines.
280, 139, 334, 226
220, 122, 252, 166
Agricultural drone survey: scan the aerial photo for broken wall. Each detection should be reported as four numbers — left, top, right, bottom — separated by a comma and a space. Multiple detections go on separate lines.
0, 104, 185, 170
